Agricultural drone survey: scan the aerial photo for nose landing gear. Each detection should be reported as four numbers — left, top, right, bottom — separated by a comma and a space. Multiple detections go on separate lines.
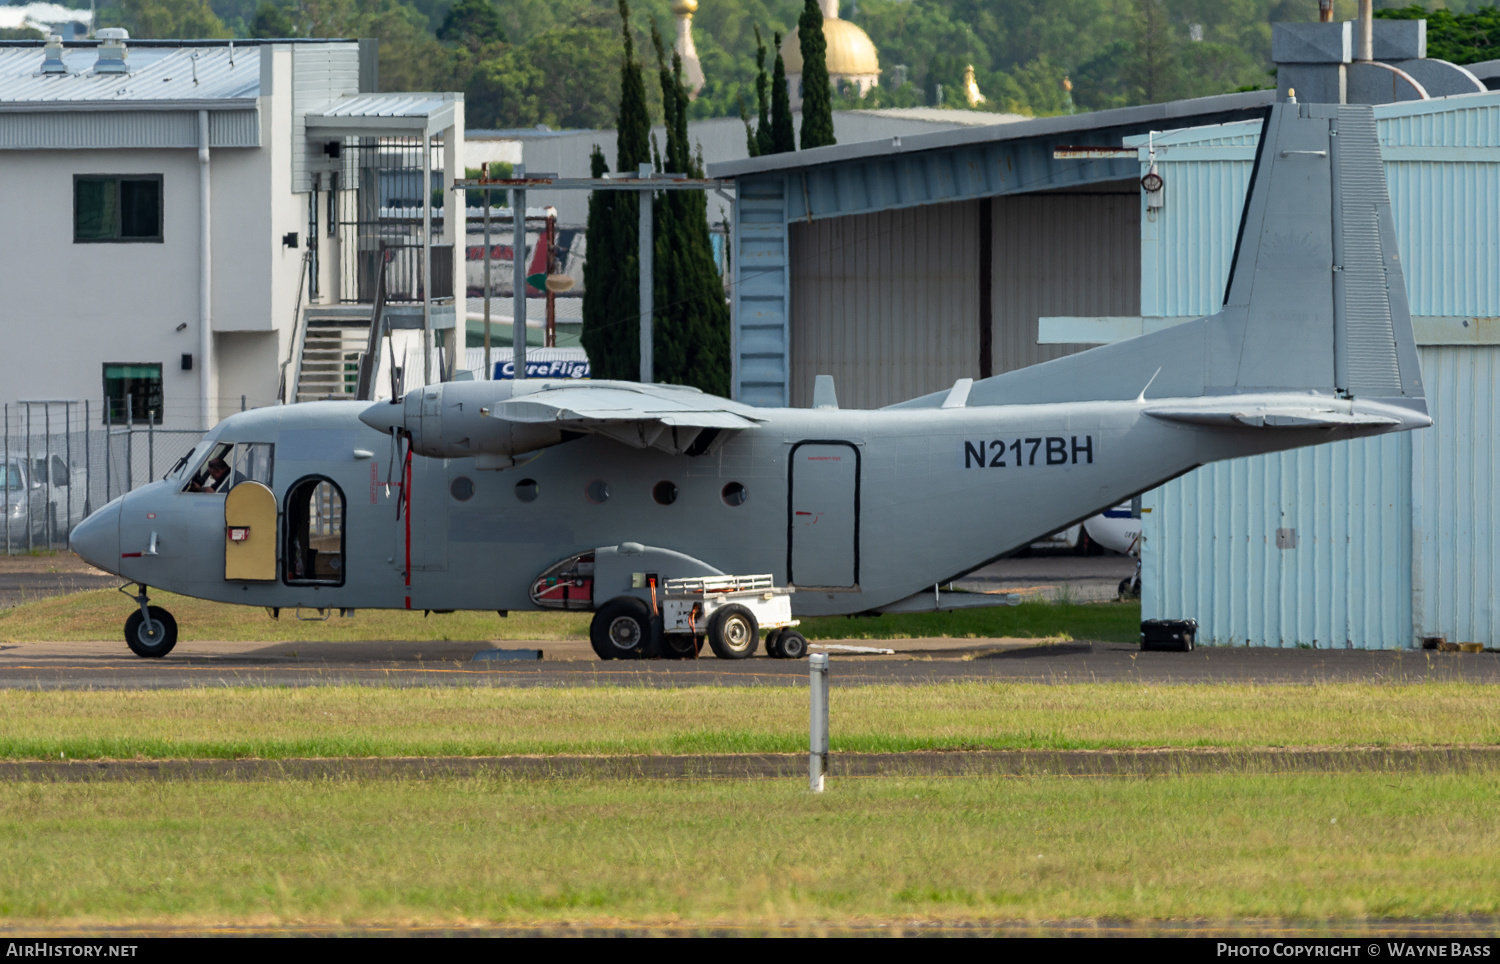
119, 583, 178, 658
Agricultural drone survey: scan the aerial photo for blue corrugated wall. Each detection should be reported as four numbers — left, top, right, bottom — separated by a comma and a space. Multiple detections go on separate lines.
1141, 94, 1500, 647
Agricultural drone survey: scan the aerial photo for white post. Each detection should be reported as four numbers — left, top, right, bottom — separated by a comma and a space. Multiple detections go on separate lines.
513, 165, 527, 381
809, 652, 829, 792
421, 134, 433, 387
638, 162, 653, 384
198, 109, 213, 430
483, 175, 492, 380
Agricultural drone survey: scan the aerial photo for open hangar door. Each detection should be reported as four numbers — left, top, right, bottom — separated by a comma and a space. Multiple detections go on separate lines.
787, 182, 1140, 410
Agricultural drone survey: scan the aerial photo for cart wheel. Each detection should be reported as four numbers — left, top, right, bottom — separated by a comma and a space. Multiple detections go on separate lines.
706, 604, 759, 660
764, 629, 784, 659
589, 596, 655, 660
660, 633, 702, 660
777, 630, 808, 660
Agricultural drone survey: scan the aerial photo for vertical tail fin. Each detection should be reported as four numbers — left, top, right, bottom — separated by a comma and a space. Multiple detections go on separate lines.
953, 102, 1424, 410
1218, 102, 1421, 400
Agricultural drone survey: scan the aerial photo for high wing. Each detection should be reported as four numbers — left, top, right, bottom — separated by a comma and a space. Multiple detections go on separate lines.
489, 381, 766, 454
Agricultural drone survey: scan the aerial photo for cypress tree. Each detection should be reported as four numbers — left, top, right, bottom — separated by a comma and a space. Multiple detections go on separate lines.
741, 99, 759, 158
581, 0, 652, 382
798, 0, 835, 149
650, 26, 731, 396
753, 26, 774, 157
581, 144, 631, 379
769, 32, 796, 154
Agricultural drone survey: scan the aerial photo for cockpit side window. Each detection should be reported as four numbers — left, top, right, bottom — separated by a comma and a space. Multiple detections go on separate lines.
232, 443, 274, 488
183, 442, 274, 494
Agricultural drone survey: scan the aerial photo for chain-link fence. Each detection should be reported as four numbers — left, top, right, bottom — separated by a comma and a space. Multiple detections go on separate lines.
3, 402, 204, 554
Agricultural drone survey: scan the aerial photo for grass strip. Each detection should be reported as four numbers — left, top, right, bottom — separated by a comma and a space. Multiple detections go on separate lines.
0, 682, 1495, 759
1, 772, 1498, 925
0, 589, 1140, 643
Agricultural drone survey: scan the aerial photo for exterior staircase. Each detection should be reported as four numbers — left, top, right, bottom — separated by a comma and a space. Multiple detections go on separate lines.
293, 307, 373, 403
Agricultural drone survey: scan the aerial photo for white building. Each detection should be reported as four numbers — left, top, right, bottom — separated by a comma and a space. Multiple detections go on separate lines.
0, 35, 464, 430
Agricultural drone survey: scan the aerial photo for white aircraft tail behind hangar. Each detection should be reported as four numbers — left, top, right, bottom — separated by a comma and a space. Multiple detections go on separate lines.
70, 102, 1430, 660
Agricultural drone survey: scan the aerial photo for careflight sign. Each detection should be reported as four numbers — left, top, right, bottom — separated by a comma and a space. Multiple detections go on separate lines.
494, 359, 590, 380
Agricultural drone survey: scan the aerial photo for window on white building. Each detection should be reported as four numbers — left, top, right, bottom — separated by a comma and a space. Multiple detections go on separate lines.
102, 363, 163, 424
75, 175, 163, 242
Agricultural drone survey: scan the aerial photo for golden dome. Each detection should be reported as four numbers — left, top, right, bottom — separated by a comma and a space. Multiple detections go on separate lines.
780, 17, 880, 77
671, 0, 698, 14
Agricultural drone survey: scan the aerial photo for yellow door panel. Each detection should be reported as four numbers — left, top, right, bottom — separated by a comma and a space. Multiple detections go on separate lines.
224, 481, 277, 581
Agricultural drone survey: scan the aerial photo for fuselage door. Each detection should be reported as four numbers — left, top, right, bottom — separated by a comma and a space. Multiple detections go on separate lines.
788, 441, 860, 589
224, 481, 277, 581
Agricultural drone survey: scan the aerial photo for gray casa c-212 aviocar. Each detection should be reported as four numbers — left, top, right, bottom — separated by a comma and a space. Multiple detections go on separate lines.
71, 102, 1431, 660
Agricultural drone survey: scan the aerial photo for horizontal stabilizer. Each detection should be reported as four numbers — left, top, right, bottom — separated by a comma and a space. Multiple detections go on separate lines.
1146, 398, 1416, 431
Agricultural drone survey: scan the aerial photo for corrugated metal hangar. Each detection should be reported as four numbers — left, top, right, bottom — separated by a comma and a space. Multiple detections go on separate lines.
1121, 95, 1500, 650
711, 72, 1500, 650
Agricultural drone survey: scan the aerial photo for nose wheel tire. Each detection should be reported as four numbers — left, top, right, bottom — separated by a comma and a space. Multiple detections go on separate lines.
706, 604, 759, 660
589, 596, 657, 660
124, 606, 178, 658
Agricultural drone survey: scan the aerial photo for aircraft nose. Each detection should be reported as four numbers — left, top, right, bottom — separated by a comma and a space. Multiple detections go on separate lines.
359, 399, 406, 436
69, 501, 120, 572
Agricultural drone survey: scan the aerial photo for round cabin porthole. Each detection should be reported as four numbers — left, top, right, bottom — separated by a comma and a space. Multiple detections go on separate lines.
515, 478, 540, 503
450, 476, 475, 501
721, 482, 748, 506
585, 479, 611, 504
653, 481, 678, 505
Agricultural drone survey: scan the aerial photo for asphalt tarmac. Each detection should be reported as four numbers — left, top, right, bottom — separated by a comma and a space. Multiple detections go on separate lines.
2, 636, 1497, 689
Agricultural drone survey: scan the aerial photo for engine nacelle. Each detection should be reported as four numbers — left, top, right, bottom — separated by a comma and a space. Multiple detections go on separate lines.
359, 381, 565, 465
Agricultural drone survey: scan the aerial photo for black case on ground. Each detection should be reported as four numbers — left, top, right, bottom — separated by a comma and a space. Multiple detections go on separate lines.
1140, 618, 1197, 651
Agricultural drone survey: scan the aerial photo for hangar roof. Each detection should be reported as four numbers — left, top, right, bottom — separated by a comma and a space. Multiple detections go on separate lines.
709, 89, 1277, 180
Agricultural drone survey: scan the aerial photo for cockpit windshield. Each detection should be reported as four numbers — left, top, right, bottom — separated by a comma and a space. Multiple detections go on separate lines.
166, 442, 210, 481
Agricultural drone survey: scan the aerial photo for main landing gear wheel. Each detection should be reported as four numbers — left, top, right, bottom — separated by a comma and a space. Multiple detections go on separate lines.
590, 596, 656, 660
706, 604, 758, 660
124, 606, 178, 658
776, 630, 809, 660
764, 629, 784, 659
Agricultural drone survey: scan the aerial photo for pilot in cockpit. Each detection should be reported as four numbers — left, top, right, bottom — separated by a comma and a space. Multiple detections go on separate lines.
188, 457, 244, 493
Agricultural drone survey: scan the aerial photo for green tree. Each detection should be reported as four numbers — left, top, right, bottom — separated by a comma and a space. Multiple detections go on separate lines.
250, 2, 299, 37
467, 25, 622, 129
751, 25, 775, 155
1125, 0, 1185, 104
114, 0, 232, 38
581, 0, 654, 383
650, 26, 731, 394
797, 0, 835, 149
438, 0, 506, 48
769, 31, 796, 153
1377, 4, 1500, 65
285, 0, 457, 93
